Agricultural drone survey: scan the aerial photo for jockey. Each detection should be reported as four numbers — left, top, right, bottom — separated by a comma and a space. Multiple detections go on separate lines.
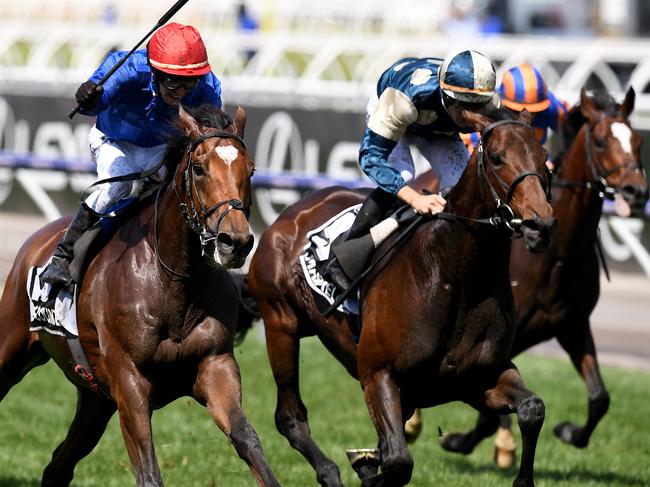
41, 22, 222, 289
462, 63, 570, 160
324, 50, 498, 291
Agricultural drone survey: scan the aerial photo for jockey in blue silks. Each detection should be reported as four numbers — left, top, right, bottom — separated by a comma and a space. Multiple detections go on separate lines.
325, 50, 498, 291
41, 22, 223, 289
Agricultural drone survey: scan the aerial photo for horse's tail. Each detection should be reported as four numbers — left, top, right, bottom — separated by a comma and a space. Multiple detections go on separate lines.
230, 271, 261, 345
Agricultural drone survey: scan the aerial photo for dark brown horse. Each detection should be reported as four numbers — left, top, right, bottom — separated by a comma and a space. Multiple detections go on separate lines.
0, 105, 279, 486
409, 87, 649, 467
248, 106, 556, 486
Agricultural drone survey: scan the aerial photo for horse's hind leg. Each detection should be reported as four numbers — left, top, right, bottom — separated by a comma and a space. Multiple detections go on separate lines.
0, 290, 49, 400
440, 409, 501, 453
194, 353, 280, 487
42, 387, 116, 486
262, 300, 344, 487
554, 321, 609, 448
483, 366, 544, 487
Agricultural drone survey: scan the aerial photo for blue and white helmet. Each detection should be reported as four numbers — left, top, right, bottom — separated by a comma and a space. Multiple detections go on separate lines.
439, 50, 496, 104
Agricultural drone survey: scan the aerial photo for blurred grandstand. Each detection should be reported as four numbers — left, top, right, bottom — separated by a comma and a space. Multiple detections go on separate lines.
1, 0, 650, 119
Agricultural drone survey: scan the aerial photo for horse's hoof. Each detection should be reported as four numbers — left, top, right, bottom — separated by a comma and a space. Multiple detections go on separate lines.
316, 463, 344, 487
346, 448, 380, 482
440, 433, 474, 454
493, 426, 516, 469
553, 421, 588, 448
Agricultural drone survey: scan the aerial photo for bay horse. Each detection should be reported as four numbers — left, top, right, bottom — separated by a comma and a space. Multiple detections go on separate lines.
410, 87, 649, 467
0, 105, 279, 486
248, 106, 555, 486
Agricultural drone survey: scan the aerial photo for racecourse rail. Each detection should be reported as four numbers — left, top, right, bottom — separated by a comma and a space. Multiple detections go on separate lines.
1, 151, 648, 217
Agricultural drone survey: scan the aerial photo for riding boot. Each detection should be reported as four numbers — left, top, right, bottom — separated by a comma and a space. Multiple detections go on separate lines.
40, 205, 98, 289
324, 188, 396, 291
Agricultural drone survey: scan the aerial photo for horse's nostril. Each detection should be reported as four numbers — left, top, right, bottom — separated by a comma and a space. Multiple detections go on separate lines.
217, 233, 234, 251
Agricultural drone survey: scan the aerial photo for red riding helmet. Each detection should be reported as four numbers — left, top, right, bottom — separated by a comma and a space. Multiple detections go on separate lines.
148, 22, 211, 77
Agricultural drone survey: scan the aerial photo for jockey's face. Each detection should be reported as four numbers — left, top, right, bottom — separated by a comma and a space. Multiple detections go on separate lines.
157, 75, 199, 106
443, 93, 488, 129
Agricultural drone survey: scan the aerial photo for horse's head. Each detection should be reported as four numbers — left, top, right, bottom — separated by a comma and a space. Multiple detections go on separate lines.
454, 106, 556, 252
174, 105, 255, 268
576, 87, 648, 216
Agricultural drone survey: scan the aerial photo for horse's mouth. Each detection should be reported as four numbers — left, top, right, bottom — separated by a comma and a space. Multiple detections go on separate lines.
520, 216, 556, 253
215, 233, 255, 269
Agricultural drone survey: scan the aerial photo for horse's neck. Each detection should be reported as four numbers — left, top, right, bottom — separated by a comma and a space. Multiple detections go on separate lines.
430, 168, 511, 276
151, 186, 197, 275
554, 127, 604, 242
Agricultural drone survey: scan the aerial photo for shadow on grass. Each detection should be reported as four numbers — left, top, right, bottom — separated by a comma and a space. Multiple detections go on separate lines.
444, 456, 647, 486
0, 476, 39, 487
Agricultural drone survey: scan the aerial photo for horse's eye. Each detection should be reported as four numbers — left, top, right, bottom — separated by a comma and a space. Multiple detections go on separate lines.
192, 164, 205, 177
594, 137, 606, 150
491, 153, 503, 167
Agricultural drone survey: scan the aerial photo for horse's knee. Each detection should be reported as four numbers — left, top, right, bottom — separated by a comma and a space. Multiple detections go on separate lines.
517, 395, 545, 433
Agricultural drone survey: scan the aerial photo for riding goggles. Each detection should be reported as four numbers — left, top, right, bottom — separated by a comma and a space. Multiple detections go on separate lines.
159, 76, 199, 92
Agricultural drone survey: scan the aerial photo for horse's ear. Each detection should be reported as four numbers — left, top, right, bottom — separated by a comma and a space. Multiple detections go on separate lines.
579, 87, 599, 123
620, 86, 635, 119
233, 106, 247, 137
517, 108, 533, 125
453, 108, 491, 133
178, 104, 201, 137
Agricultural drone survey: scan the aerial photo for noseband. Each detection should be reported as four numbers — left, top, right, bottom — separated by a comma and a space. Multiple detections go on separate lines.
175, 131, 250, 251
476, 120, 550, 232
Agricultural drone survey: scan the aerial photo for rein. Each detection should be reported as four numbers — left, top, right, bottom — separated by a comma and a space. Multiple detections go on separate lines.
156, 130, 249, 279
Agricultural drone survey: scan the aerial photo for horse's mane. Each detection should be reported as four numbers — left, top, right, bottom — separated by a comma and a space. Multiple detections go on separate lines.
162, 104, 234, 180
561, 90, 619, 150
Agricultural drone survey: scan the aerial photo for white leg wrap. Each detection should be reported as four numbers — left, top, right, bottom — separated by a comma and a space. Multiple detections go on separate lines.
369, 218, 399, 247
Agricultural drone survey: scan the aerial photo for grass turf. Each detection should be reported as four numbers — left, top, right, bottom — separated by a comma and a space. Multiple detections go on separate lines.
0, 328, 648, 486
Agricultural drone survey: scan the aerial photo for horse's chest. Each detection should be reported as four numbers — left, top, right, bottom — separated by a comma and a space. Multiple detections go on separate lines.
443, 297, 515, 372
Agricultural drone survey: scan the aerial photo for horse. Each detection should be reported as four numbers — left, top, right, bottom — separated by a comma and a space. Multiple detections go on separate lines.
0, 104, 280, 487
248, 105, 556, 487
407, 87, 649, 468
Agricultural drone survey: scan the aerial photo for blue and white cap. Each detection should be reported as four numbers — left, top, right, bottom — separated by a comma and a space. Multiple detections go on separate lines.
439, 50, 496, 104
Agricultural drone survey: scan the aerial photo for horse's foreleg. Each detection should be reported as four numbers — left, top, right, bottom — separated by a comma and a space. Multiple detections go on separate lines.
112, 367, 162, 487
555, 323, 609, 448
264, 302, 343, 487
363, 368, 413, 487
194, 353, 280, 487
484, 366, 544, 487
41, 387, 115, 487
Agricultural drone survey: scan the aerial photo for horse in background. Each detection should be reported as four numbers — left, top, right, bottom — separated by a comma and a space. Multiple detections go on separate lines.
0, 105, 279, 486
409, 87, 648, 468
248, 105, 555, 487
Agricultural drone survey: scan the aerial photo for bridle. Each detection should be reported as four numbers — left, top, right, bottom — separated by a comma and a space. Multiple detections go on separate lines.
474, 119, 550, 233
155, 130, 250, 278
553, 117, 646, 199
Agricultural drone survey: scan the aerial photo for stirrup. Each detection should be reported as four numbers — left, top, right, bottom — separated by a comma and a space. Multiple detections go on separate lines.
40, 257, 73, 289
324, 259, 352, 291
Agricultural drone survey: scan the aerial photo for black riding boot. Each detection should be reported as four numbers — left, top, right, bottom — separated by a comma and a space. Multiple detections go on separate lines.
324, 188, 396, 291
40, 205, 98, 289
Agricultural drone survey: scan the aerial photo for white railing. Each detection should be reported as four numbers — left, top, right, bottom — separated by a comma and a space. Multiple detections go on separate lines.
2, 23, 650, 124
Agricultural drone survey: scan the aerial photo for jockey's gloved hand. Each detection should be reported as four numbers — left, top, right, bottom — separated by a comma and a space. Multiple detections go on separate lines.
75, 81, 103, 109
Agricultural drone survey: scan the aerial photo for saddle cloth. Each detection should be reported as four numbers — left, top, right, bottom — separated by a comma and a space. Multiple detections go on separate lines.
298, 204, 361, 315
27, 261, 78, 337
